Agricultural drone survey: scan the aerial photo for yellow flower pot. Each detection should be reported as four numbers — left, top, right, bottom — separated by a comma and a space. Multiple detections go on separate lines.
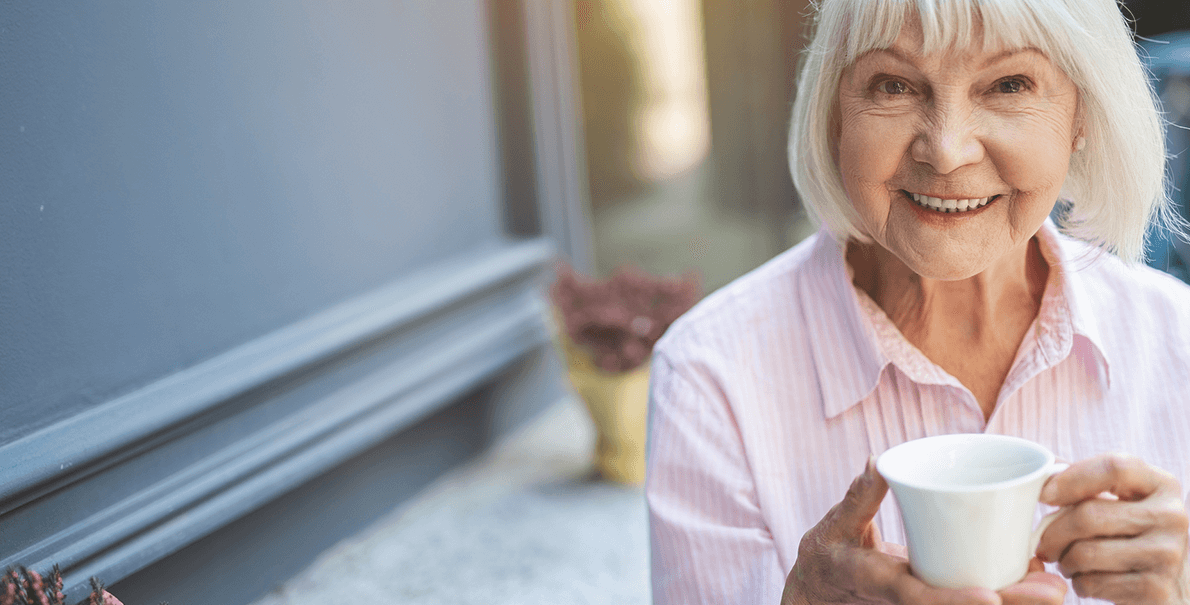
559, 335, 650, 485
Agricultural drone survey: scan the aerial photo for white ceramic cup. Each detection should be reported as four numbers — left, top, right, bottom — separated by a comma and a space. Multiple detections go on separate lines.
876, 434, 1067, 591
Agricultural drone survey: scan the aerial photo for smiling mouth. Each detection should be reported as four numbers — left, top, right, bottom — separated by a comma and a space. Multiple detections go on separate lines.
904, 190, 1002, 213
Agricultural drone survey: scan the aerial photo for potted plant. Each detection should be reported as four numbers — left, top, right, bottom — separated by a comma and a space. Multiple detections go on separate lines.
550, 263, 699, 484
1, 567, 124, 605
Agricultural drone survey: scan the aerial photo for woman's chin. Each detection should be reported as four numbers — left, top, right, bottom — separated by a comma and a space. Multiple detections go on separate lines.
878, 204, 1035, 281
880, 233, 1002, 281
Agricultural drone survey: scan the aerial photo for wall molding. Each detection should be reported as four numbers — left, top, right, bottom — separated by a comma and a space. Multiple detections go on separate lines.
522, 0, 595, 272
0, 238, 556, 600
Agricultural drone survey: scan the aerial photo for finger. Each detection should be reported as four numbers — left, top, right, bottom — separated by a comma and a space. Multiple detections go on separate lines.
1036, 495, 1189, 563
999, 571, 1068, 605
879, 541, 908, 560
1036, 498, 1149, 562
860, 511, 884, 549
829, 456, 889, 541
1041, 454, 1173, 506
1027, 556, 1046, 574
1056, 534, 1186, 578
1071, 571, 1177, 605
887, 567, 1001, 605
844, 547, 1001, 605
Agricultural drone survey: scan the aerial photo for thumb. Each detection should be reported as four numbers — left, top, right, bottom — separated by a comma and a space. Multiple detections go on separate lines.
830, 456, 889, 541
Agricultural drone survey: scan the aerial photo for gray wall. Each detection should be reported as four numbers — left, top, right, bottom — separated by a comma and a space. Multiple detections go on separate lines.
2, 1, 504, 441
0, 1, 585, 602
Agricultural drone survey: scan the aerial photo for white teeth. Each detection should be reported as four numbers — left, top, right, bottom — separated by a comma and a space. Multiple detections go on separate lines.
908, 192, 994, 213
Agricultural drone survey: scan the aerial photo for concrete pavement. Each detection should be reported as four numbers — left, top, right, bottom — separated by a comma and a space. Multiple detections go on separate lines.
249, 397, 650, 605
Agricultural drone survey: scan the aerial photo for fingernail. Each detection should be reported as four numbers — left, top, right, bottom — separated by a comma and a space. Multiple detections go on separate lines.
866, 455, 877, 475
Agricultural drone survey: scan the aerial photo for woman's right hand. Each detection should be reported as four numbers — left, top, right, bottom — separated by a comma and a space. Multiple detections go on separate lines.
781, 458, 1068, 605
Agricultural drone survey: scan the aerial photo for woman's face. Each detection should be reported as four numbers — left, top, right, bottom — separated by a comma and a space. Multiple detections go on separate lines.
835, 23, 1080, 279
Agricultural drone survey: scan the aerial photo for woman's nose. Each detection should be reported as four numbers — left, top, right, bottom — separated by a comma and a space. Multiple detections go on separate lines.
909, 105, 985, 174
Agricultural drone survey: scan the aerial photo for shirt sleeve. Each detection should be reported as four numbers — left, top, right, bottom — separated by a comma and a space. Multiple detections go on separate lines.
646, 349, 786, 605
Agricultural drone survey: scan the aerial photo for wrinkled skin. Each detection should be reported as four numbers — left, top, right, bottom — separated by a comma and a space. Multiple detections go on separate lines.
781, 459, 1067, 605
1035, 454, 1189, 605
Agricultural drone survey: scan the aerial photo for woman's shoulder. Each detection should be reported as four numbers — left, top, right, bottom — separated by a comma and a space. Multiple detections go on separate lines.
1057, 233, 1190, 340
655, 230, 833, 361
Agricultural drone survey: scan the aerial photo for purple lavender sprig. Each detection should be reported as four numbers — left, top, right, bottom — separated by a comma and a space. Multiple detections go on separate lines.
551, 263, 699, 372
0, 566, 62, 605
0, 568, 135, 605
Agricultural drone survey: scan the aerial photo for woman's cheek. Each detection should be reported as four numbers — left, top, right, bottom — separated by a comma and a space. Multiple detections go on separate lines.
842, 118, 910, 180
983, 116, 1073, 195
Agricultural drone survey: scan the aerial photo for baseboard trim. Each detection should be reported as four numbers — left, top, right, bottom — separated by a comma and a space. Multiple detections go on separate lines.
0, 238, 557, 599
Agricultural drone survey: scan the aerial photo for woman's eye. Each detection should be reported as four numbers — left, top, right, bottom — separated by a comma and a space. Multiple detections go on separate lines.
995, 78, 1025, 94
877, 80, 910, 95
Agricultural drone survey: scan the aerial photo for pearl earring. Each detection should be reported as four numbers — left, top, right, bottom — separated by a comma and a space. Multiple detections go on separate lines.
1075, 137, 1086, 152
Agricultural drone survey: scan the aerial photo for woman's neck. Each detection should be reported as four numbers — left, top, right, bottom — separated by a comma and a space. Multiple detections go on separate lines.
846, 235, 1049, 421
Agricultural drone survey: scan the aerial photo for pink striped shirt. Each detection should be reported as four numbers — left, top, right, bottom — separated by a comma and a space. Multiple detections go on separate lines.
647, 221, 1190, 605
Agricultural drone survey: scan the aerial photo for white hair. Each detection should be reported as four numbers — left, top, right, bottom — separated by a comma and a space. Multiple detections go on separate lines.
788, 0, 1174, 263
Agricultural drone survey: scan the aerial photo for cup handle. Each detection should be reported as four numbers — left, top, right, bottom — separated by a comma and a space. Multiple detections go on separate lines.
1029, 462, 1070, 554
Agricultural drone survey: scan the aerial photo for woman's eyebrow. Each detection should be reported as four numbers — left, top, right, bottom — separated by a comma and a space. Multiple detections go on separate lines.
863, 47, 915, 65
860, 46, 1044, 70
850, 48, 921, 75
978, 47, 1044, 70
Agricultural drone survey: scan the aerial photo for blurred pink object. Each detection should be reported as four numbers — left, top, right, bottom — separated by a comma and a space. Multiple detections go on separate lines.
551, 262, 699, 373
0, 567, 124, 605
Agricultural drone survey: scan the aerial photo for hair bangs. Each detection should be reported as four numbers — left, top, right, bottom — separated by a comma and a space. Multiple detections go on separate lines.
840, 0, 1088, 67
839, 2, 909, 63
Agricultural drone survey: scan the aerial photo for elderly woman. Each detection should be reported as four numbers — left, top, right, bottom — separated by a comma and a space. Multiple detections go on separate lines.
645, 0, 1190, 604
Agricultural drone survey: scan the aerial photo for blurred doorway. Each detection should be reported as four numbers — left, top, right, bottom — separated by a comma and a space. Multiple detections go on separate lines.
575, 0, 813, 292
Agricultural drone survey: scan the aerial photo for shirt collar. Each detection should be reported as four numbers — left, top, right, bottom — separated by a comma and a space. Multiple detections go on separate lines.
809, 221, 1112, 421
1039, 222, 1113, 389
799, 229, 890, 420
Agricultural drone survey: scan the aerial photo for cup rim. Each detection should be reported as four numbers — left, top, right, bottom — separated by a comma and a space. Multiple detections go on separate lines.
876, 434, 1057, 493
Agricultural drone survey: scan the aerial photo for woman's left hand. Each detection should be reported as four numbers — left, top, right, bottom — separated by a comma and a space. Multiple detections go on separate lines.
1035, 453, 1189, 604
